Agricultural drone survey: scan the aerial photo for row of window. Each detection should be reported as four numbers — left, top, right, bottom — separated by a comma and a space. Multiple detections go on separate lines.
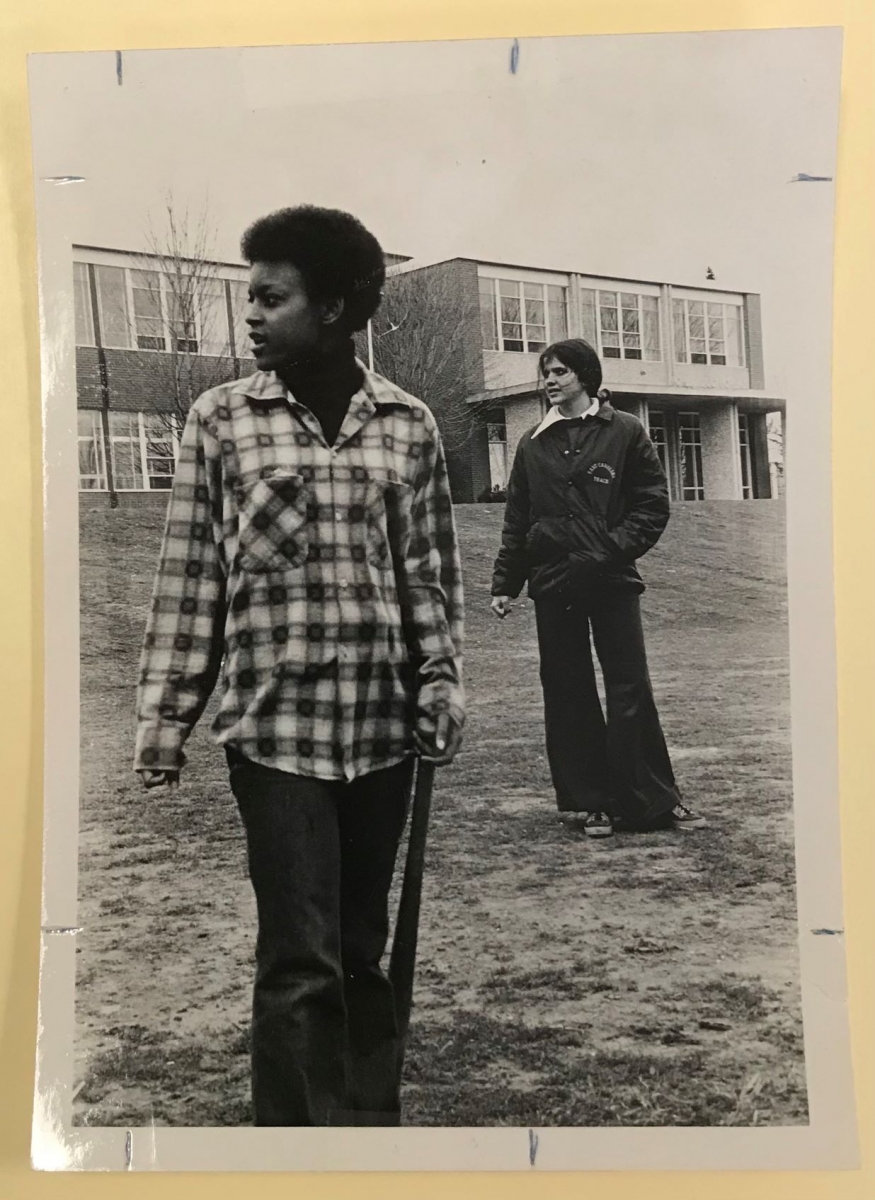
479, 279, 569, 355
486, 409, 755, 502
74, 262, 252, 358
78, 410, 181, 491
648, 410, 705, 500
478, 278, 746, 368
80, 405, 757, 498
77, 260, 746, 374
649, 410, 754, 499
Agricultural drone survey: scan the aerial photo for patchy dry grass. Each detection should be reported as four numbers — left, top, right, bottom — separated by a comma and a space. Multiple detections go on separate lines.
73, 498, 805, 1127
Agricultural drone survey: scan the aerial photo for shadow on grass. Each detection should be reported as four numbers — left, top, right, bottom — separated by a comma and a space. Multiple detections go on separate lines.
403, 1011, 808, 1127
75, 1024, 252, 1128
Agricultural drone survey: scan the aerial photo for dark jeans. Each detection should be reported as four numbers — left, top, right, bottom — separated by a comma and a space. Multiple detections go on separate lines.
535, 590, 680, 826
227, 749, 414, 1126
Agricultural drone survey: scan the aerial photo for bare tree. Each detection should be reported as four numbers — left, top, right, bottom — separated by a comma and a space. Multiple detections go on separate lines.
368, 264, 484, 453
133, 194, 246, 431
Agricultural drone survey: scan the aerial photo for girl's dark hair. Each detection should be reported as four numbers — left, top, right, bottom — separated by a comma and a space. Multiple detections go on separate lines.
240, 205, 386, 333
538, 338, 605, 399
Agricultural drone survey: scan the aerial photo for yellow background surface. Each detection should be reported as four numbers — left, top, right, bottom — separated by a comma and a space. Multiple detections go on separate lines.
1, 0, 872, 1195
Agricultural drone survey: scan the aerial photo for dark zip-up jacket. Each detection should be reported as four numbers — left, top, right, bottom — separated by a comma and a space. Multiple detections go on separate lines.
491, 401, 670, 601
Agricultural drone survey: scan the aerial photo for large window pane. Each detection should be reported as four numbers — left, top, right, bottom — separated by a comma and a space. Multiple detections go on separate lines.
73, 263, 94, 346
479, 278, 498, 351
95, 265, 131, 348
724, 305, 743, 366
678, 411, 704, 499
109, 410, 144, 490
674, 298, 743, 366
166, 274, 199, 353
672, 298, 687, 362
593, 290, 661, 361
599, 294, 620, 357
499, 281, 523, 352
77, 410, 106, 489
620, 295, 642, 357
707, 308, 725, 364
546, 284, 567, 341
580, 288, 598, 345
642, 295, 660, 361
687, 301, 707, 362
143, 412, 178, 489
688, 304, 705, 337
131, 270, 166, 351
523, 284, 546, 351
198, 278, 231, 357
648, 409, 668, 476
621, 306, 640, 333
109, 411, 137, 438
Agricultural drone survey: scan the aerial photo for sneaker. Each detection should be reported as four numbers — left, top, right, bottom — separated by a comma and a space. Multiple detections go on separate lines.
583, 811, 614, 839
670, 803, 706, 830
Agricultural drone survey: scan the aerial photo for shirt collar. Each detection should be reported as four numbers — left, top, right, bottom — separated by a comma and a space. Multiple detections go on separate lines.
532, 395, 601, 438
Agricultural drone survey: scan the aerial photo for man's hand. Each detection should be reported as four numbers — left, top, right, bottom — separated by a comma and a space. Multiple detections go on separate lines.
491, 595, 512, 620
414, 710, 464, 766
139, 769, 180, 793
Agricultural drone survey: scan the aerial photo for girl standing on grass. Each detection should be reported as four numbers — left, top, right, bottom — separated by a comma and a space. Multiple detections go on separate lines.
490, 338, 704, 839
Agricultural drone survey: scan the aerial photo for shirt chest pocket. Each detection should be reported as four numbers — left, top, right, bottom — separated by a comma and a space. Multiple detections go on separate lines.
236, 468, 414, 576
237, 472, 311, 574
349, 471, 414, 571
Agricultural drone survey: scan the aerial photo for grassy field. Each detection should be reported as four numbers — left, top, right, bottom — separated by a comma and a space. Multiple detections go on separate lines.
73, 497, 806, 1127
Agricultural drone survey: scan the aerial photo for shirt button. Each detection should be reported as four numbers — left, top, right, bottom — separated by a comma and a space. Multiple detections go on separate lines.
335, 511, 343, 522
339, 579, 349, 589
563, 449, 570, 456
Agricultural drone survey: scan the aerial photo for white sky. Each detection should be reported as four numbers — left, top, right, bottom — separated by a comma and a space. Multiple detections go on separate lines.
28, 28, 842, 402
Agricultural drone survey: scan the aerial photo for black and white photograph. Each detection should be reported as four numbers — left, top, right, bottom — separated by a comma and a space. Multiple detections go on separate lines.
30, 28, 857, 1171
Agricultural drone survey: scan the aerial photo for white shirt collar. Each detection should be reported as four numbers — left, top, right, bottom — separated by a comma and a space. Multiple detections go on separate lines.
532, 395, 600, 438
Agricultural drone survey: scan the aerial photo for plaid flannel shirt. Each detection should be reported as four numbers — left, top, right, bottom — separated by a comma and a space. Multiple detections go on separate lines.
134, 365, 465, 782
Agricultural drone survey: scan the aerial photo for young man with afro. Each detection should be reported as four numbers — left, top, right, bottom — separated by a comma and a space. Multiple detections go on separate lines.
134, 205, 465, 1126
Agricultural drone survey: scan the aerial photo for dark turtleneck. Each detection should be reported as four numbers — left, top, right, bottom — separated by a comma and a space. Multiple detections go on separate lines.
279, 339, 364, 447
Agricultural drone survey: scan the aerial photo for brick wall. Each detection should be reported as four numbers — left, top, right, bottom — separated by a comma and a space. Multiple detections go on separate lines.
468, 422, 493, 501
76, 346, 256, 414
377, 259, 486, 503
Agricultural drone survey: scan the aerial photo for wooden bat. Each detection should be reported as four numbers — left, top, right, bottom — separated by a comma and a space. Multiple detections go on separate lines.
389, 757, 436, 1071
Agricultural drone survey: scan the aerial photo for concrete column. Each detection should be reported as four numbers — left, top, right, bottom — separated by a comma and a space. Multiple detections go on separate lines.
615, 395, 647, 425
662, 284, 675, 386
568, 273, 583, 339
699, 401, 743, 499
505, 395, 544, 458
